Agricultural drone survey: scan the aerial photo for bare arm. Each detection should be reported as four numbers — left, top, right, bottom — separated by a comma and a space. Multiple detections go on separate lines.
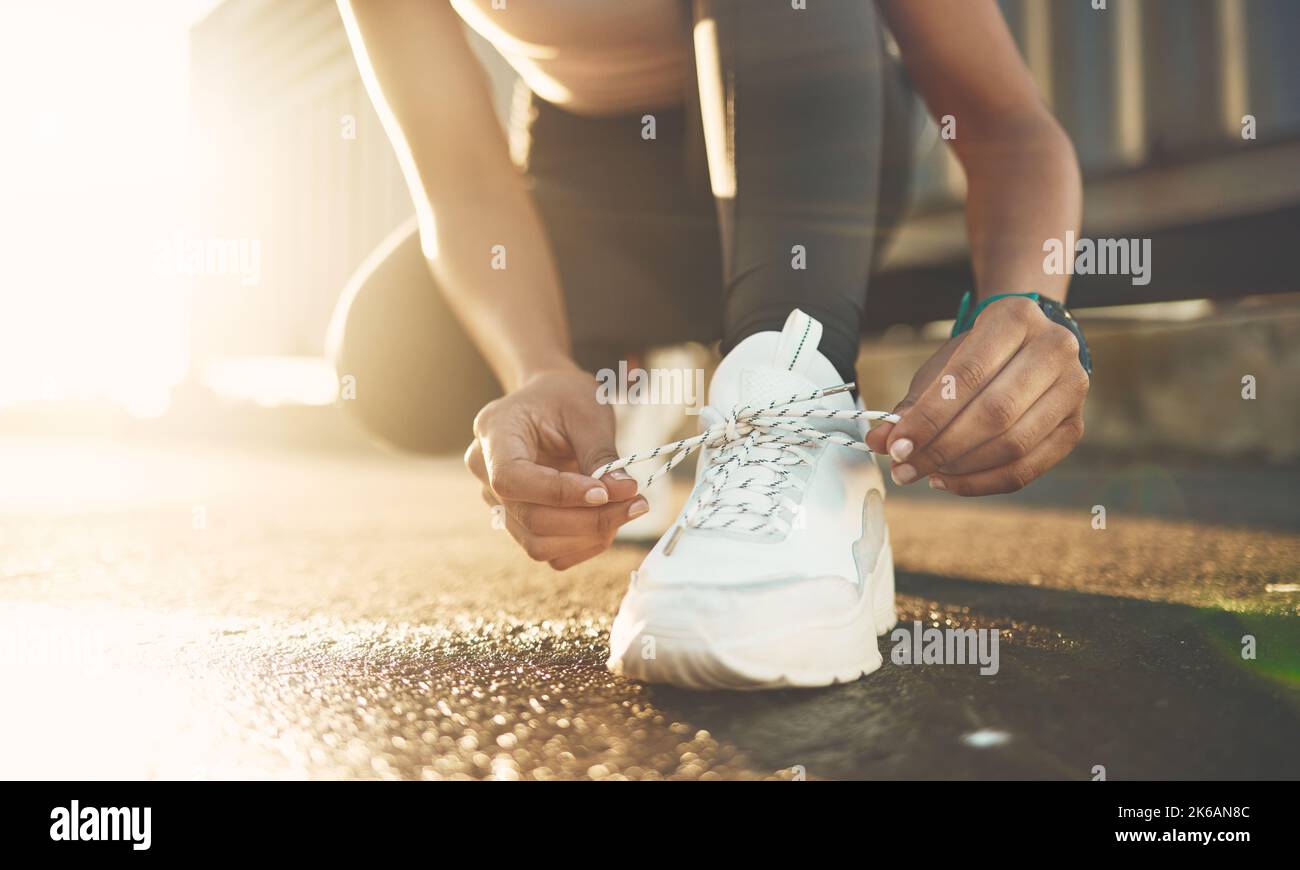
868, 0, 1088, 496
877, 0, 1082, 304
339, 0, 641, 569
338, 0, 576, 391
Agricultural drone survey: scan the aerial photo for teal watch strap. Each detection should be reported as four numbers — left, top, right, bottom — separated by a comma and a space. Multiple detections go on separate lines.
950, 289, 1092, 376
951, 290, 1041, 337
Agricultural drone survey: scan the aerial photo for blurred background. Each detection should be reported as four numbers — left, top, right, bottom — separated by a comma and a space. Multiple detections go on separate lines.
1, 1, 1297, 780
1, 0, 1297, 459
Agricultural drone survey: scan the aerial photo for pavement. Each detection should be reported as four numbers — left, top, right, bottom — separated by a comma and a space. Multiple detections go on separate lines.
1, 434, 1297, 780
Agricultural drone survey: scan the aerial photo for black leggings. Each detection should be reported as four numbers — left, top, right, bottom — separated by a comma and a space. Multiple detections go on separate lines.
329, 0, 917, 453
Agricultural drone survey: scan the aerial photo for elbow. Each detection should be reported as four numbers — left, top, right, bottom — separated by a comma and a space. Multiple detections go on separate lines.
953, 108, 1080, 184
1031, 111, 1079, 178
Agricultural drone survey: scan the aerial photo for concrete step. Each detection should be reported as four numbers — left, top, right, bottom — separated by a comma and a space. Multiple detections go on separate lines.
857, 299, 1300, 463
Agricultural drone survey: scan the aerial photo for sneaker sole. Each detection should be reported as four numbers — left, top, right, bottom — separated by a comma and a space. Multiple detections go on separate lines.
607, 541, 896, 690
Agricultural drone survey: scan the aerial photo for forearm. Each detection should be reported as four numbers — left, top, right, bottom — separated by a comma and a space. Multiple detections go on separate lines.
339, 0, 576, 393
959, 116, 1082, 304
425, 182, 577, 393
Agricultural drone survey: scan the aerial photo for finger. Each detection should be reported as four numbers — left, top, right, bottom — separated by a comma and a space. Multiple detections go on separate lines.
895, 342, 1061, 481
866, 392, 918, 453
464, 439, 488, 485
567, 412, 639, 502
885, 314, 1028, 464
598, 469, 639, 503
929, 418, 1082, 497
504, 515, 607, 562
508, 496, 649, 537
483, 428, 610, 506
549, 544, 609, 572
480, 485, 498, 507
936, 379, 1086, 476
864, 419, 894, 454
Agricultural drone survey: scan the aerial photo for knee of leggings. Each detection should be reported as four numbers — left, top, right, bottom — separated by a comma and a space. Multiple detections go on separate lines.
327, 232, 497, 456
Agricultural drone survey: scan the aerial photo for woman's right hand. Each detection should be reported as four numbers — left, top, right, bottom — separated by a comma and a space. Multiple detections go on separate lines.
464, 366, 646, 570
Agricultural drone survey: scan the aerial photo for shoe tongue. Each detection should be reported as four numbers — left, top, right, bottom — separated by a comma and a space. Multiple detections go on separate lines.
696, 311, 853, 532
709, 309, 852, 412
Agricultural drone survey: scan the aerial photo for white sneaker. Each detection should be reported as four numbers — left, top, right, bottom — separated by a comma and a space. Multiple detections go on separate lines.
602, 310, 898, 690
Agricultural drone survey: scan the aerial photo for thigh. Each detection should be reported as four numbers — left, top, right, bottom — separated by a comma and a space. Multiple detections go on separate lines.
518, 91, 725, 361
872, 38, 921, 276
327, 216, 500, 455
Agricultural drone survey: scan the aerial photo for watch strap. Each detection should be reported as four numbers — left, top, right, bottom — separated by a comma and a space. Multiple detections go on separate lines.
951, 290, 1041, 337
950, 290, 1091, 377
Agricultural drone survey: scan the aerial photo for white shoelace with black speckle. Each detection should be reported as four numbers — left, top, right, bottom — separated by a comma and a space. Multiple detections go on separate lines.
593, 384, 899, 536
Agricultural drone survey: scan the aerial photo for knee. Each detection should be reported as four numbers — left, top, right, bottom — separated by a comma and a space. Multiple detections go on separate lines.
327, 221, 418, 405
328, 218, 495, 455
326, 249, 420, 451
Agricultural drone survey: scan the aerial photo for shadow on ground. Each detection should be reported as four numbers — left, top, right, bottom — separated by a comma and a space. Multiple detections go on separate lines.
647, 573, 1300, 780
891, 451, 1300, 534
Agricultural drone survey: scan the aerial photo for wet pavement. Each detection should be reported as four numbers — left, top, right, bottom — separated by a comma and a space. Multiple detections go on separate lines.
1, 436, 1297, 779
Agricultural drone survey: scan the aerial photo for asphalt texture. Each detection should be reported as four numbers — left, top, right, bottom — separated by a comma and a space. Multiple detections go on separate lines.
1, 436, 1297, 780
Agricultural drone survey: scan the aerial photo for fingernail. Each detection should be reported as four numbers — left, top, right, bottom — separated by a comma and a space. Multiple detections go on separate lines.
889, 438, 914, 462
929, 476, 947, 491
608, 469, 633, 481
627, 497, 649, 518
584, 487, 609, 505
891, 463, 917, 485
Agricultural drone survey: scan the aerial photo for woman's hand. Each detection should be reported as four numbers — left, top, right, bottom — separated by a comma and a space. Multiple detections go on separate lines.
865, 297, 1088, 496
464, 367, 645, 570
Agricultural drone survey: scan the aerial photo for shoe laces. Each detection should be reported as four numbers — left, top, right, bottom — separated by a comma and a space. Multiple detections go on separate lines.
593, 383, 899, 536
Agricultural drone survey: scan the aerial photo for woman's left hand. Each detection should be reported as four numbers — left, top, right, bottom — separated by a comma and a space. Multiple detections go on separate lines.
865, 296, 1088, 496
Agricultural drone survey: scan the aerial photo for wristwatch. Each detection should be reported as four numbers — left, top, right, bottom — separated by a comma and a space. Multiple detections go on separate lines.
950, 290, 1092, 377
